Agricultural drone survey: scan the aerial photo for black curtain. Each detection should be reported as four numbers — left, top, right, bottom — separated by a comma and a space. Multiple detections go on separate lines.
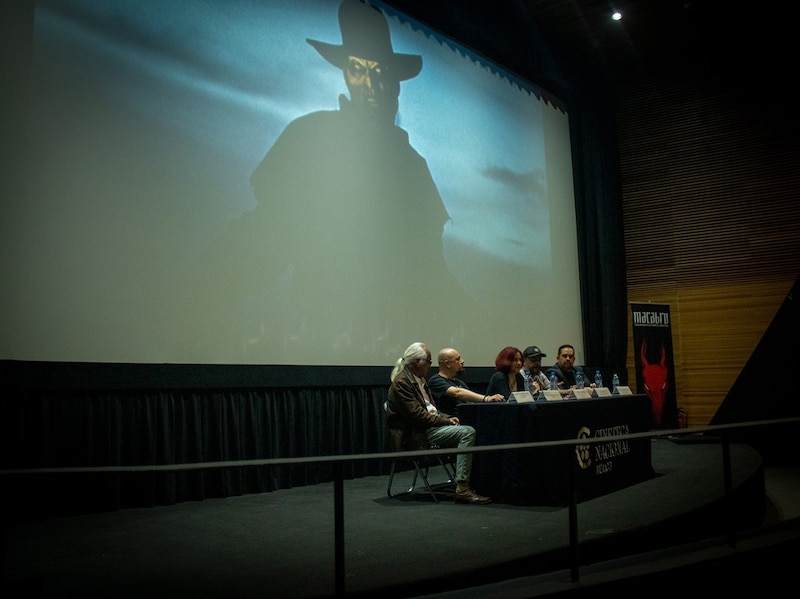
1, 387, 391, 520
570, 91, 629, 370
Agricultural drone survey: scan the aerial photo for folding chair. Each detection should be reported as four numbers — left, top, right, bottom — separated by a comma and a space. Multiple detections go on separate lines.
386, 429, 455, 502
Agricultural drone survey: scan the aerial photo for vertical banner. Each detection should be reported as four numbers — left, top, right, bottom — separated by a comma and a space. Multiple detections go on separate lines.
630, 303, 678, 429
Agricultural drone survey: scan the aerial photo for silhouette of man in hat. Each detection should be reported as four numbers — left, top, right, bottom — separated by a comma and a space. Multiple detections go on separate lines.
198, 0, 463, 363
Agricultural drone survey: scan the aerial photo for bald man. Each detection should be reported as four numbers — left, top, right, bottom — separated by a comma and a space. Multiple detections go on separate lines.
427, 348, 504, 415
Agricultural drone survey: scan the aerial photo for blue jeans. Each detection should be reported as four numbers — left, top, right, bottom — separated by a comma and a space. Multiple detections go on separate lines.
426, 424, 476, 486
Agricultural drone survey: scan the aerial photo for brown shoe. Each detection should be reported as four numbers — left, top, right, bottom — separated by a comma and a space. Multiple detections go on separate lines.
453, 488, 492, 505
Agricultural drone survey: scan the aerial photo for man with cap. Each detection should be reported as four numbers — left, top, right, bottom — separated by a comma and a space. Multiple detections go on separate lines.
202, 0, 460, 362
522, 345, 550, 393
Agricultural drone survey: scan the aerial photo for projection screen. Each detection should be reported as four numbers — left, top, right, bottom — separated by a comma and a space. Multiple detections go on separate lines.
0, 0, 584, 367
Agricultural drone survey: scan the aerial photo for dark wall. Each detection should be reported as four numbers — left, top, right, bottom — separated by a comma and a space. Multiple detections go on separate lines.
710, 277, 800, 463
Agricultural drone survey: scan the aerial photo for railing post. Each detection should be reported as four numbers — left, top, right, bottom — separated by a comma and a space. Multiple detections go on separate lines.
334, 462, 345, 597
568, 445, 579, 582
721, 432, 735, 548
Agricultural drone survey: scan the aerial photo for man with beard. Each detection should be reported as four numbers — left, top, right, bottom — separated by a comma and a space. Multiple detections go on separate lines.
522, 345, 550, 393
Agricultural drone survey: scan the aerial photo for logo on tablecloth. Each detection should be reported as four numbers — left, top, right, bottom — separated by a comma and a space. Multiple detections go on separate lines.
576, 424, 632, 474
575, 426, 592, 469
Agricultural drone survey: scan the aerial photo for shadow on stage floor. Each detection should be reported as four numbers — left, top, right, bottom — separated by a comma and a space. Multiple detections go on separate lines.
3, 438, 796, 599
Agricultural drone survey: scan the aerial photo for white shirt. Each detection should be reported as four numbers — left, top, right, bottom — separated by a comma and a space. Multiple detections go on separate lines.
414, 374, 438, 414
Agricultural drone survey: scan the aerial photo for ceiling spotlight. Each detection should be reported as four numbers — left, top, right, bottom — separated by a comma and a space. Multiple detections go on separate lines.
611, 11, 623, 21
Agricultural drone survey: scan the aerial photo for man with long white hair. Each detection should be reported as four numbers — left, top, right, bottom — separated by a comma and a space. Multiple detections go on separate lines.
386, 342, 490, 505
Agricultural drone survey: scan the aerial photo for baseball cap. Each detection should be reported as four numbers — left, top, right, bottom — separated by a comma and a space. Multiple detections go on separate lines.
523, 346, 546, 358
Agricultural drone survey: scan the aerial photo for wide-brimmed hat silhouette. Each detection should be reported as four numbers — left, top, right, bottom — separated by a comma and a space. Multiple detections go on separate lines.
307, 0, 422, 81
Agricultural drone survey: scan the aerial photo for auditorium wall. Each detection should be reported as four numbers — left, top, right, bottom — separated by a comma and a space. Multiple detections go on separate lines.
617, 70, 800, 427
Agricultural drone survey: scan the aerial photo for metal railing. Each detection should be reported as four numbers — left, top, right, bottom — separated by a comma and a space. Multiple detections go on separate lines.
3, 416, 799, 597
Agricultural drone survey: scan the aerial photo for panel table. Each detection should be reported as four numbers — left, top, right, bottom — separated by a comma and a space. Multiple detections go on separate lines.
457, 394, 653, 505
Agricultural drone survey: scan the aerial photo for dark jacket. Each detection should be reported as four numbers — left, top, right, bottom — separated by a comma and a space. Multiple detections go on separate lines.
387, 369, 452, 451
549, 365, 584, 388
486, 371, 524, 400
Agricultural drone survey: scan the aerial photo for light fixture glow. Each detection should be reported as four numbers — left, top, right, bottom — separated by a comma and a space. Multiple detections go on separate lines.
611, 11, 623, 21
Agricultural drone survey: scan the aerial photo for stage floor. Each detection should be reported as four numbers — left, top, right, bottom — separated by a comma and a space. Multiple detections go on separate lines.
1, 439, 789, 598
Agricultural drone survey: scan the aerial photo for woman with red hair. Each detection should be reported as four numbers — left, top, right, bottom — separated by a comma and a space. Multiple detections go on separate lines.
486, 346, 524, 400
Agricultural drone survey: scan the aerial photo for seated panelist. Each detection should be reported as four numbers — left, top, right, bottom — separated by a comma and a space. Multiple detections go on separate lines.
547, 343, 596, 396
386, 342, 491, 505
522, 345, 550, 393
428, 348, 504, 415
485, 346, 524, 400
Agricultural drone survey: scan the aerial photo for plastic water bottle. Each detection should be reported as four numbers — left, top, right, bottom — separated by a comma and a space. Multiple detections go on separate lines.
612, 373, 620, 394
523, 369, 532, 393
595, 370, 603, 388
549, 370, 558, 391
575, 370, 584, 389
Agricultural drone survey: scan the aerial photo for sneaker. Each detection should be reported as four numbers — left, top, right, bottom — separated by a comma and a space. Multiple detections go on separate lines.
453, 488, 492, 505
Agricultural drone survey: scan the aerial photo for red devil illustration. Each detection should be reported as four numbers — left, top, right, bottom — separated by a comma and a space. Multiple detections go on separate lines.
640, 340, 668, 428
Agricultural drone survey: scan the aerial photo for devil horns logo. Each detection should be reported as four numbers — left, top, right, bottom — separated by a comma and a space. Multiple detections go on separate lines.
640, 340, 668, 428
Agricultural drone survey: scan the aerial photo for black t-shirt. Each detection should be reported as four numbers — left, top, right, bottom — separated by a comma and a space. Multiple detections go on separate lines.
427, 373, 471, 416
